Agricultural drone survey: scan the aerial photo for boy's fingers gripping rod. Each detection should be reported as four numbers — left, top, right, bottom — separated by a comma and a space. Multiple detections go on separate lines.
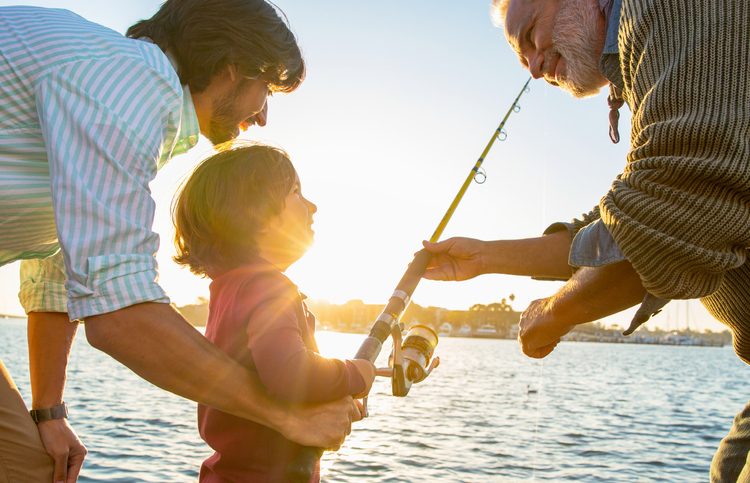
286, 78, 531, 483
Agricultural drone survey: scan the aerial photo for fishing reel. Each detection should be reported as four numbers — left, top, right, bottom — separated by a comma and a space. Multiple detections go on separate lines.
380, 323, 440, 397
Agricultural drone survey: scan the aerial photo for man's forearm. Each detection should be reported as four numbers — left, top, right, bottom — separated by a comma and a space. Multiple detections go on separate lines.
518, 260, 648, 357
28, 312, 78, 408
84, 303, 285, 430
484, 230, 573, 279
549, 260, 647, 325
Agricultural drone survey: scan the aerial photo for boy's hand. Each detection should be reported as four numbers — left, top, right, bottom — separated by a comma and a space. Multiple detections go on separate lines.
350, 359, 376, 398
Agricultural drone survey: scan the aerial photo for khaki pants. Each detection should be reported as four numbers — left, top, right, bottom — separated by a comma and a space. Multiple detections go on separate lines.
711, 399, 750, 483
0, 359, 53, 483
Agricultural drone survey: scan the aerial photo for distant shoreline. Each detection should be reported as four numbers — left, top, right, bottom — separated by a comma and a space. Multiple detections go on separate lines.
317, 326, 726, 348
1, 309, 728, 349
0, 314, 24, 320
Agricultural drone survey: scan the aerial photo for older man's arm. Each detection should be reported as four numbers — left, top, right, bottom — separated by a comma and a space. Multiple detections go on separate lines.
518, 260, 646, 358
422, 230, 574, 281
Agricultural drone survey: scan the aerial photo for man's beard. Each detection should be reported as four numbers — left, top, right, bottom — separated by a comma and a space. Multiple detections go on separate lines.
551, 0, 607, 98
206, 83, 245, 145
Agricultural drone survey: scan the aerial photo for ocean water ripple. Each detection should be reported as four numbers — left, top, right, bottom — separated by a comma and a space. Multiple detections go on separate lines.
1, 320, 747, 481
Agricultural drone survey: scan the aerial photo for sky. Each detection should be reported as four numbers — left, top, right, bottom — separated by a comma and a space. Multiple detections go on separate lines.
0, 0, 725, 332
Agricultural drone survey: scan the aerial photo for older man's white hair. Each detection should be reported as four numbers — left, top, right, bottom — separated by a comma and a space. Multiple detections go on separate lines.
490, 0, 512, 26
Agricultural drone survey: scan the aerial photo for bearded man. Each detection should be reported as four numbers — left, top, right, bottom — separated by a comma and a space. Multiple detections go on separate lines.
422, 0, 750, 480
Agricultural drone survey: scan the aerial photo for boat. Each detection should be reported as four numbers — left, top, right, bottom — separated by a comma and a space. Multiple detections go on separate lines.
457, 324, 472, 337
438, 322, 453, 337
474, 323, 498, 338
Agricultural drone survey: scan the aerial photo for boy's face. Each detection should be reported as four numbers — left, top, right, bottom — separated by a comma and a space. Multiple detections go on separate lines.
257, 174, 317, 268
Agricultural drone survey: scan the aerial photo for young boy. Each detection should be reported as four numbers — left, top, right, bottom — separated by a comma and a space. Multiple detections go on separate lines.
172, 143, 376, 482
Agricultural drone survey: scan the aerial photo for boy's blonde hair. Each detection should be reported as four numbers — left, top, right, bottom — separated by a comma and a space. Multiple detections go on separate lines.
172, 143, 296, 277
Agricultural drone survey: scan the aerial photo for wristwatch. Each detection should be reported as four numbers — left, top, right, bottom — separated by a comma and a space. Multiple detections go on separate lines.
29, 402, 68, 423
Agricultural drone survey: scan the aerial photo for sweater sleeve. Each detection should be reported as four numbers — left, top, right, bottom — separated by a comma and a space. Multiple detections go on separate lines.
599, 0, 750, 299
242, 279, 364, 404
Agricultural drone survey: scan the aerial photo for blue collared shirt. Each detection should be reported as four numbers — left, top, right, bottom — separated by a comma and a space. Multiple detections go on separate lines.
599, 0, 624, 89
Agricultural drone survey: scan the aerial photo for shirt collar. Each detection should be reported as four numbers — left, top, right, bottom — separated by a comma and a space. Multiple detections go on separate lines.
603, 0, 623, 55
139, 38, 200, 158
163, 49, 200, 156
172, 87, 200, 156
599, 0, 625, 143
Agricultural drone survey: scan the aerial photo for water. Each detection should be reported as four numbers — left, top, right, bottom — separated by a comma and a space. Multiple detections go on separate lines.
1, 318, 747, 482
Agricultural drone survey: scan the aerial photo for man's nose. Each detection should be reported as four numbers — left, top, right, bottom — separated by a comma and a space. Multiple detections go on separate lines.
527, 53, 544, 79
253, 102, 268, 127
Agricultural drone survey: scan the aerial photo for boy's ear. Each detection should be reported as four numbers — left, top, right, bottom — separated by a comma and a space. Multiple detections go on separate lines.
253, 214, 272, 235
226, 64, 239, 83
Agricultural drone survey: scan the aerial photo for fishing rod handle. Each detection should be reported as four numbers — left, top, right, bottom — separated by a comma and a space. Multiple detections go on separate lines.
286, 446, 323, 482
354, 249, 433, 362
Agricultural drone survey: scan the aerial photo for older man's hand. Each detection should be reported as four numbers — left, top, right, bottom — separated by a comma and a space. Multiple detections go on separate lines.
518, 298, 575, 358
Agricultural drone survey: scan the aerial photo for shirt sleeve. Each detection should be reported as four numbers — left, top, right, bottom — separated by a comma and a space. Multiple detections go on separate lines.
532, 207, 602, 281
19, 252, 68, 314
568, 219, 626, 268
242, 282, 364, 404
34, 56, 183, 320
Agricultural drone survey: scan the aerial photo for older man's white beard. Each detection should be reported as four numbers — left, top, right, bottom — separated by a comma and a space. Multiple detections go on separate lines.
551, 0, 607, 98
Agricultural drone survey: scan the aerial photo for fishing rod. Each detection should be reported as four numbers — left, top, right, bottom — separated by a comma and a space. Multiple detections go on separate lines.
288, 77, 532, 481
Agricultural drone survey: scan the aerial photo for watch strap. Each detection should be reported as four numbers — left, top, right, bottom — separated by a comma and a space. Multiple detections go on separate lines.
29, 402, 68, 423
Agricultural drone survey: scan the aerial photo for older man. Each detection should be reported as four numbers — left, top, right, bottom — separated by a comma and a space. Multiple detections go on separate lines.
0, 1, 361, 481
423, 0, 750, 480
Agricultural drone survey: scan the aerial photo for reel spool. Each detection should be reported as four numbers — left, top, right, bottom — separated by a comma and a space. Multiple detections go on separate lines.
386, 324, 440, 397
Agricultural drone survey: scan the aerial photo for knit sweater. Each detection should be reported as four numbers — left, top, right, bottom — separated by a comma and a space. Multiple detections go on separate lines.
573, 0, 750, 361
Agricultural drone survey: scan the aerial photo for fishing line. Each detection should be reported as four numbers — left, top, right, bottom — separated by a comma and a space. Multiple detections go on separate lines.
530, 358, 545, 481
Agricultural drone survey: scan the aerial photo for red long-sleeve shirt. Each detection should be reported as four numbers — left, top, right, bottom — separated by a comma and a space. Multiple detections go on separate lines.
198, 259, 364, 483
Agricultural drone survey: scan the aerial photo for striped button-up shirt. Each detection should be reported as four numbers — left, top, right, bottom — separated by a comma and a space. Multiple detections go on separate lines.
0, 7, 199, 319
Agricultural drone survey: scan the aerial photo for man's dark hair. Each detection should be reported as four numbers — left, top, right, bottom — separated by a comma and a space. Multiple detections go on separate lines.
127, 0, 305, 93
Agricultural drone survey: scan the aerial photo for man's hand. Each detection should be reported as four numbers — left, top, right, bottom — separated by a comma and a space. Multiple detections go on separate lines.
36, 419, 86, 483
422, 231, 574, 281
422, 238, 487, 281
518, 298, 574, 358
279, 397, 362, 450
517, 262, 647, 358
